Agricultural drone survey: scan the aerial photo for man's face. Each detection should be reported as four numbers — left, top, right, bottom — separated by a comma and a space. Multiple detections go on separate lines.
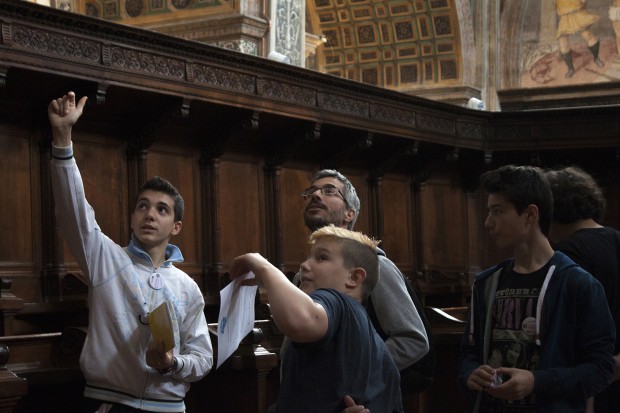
303, 177, 353, 231
131, 190, 181, 251
485, 193, 530, 250
299, 239, 350, 294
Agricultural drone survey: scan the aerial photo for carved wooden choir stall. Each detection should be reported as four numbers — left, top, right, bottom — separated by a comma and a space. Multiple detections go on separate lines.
1, 1, 619, 412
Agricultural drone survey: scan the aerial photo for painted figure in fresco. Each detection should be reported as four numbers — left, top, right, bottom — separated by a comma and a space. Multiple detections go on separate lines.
610, 0, 620, 62
555, 0, 604, 78
58, 0, 71, 11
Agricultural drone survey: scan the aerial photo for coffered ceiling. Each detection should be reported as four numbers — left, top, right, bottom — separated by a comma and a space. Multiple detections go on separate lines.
307, 0, 462, 90
55, 0, 462, 91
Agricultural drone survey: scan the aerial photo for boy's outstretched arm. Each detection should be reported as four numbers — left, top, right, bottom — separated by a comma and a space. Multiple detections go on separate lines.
47, 91, 88, 147
229, 253, 328, 343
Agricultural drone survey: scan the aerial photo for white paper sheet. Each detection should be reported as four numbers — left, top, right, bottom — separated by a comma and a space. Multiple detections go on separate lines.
216, 271, 258, 368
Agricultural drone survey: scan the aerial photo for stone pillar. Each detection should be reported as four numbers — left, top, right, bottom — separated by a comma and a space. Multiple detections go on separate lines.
474, 0, 500, 110
305, 33, 324, 70
270, 0, 304, 65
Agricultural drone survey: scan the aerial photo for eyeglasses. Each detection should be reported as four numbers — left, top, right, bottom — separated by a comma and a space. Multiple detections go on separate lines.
302, 184, 347, 204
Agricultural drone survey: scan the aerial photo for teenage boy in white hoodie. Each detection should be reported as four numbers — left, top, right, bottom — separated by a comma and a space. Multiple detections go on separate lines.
48, 92, 212, 413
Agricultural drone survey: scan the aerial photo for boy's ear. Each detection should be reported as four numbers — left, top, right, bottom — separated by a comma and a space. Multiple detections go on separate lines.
346, 267, 366, 288
525, 204, 539, 222
171, 220, 182, 236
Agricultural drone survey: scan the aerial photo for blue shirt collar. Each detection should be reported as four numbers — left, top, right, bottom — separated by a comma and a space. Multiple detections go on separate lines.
127, 235, 184, 267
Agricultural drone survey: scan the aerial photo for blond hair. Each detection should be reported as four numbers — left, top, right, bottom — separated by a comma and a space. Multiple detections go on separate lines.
309, 225, 380, 299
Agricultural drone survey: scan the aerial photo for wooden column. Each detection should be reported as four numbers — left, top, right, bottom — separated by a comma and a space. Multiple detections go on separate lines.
127, 146, 149, 212
39, 132, 64, 301
264, 165, 284, 271
200, 152, 223, 297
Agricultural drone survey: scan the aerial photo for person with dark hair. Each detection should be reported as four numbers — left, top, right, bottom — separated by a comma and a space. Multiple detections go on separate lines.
545, 166, 620, 413
458, 164, 615, 413
229, 226, 403, 413
48, 92, 212, 413
139, 176, 185, 222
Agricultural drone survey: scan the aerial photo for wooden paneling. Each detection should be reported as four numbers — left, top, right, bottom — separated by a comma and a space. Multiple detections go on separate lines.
218, 157, 264, 270
280, 167, 315, 276
0, 125, 40, 303
146, 147, 201, 273
415, 172, 470, 306
0, 127, 34, 265
417, 173, 468, 269
70, 140, 128, 251
381, 174, 414, 274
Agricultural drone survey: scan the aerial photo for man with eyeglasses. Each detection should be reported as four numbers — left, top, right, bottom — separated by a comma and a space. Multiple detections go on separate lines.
277, 169, 429, 411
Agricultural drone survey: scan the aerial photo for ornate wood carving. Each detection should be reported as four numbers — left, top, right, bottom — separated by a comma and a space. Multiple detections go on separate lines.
189, 63, 256, 94
257, 78, 316, 106
318, 92, 369, 117
370, 103, 416, 126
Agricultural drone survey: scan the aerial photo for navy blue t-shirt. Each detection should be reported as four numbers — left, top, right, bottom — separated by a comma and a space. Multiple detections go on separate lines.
276, 288, 403, 413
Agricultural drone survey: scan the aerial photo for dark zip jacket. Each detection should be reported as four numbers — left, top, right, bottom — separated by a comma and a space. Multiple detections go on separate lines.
458, 251, 615, 412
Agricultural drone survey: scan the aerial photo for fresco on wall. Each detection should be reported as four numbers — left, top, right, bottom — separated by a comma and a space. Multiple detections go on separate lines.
520, 0, 620, 87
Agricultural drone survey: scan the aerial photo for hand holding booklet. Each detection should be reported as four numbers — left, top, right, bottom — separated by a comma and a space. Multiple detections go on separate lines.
149, 301, 175, 351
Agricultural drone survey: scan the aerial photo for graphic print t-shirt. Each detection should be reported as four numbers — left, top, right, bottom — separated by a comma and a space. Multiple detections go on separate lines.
479, 263, 549, 413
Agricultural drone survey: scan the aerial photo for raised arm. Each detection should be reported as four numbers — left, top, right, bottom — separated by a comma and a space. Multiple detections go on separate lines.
47, 91, 119, 286
47, 91, 88, 147
229, 253, 328, 343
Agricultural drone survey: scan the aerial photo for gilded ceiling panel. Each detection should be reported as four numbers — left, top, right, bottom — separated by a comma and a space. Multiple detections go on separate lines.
308, 0, 461, 90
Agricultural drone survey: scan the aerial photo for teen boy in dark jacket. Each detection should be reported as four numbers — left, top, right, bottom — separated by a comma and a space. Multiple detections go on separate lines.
458, 165, 614, 413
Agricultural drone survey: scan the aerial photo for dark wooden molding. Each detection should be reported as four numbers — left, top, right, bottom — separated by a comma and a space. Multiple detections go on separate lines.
2, 0, 619, 165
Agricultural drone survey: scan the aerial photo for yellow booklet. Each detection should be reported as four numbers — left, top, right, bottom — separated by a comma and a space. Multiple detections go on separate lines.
148, 301, 175, 351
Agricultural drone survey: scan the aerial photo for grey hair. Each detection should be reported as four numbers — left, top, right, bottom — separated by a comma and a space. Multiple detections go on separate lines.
311, 169, 360, 230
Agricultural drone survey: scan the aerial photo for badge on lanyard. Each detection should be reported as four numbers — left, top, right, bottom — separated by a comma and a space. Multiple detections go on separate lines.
149, 273, 164, 290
